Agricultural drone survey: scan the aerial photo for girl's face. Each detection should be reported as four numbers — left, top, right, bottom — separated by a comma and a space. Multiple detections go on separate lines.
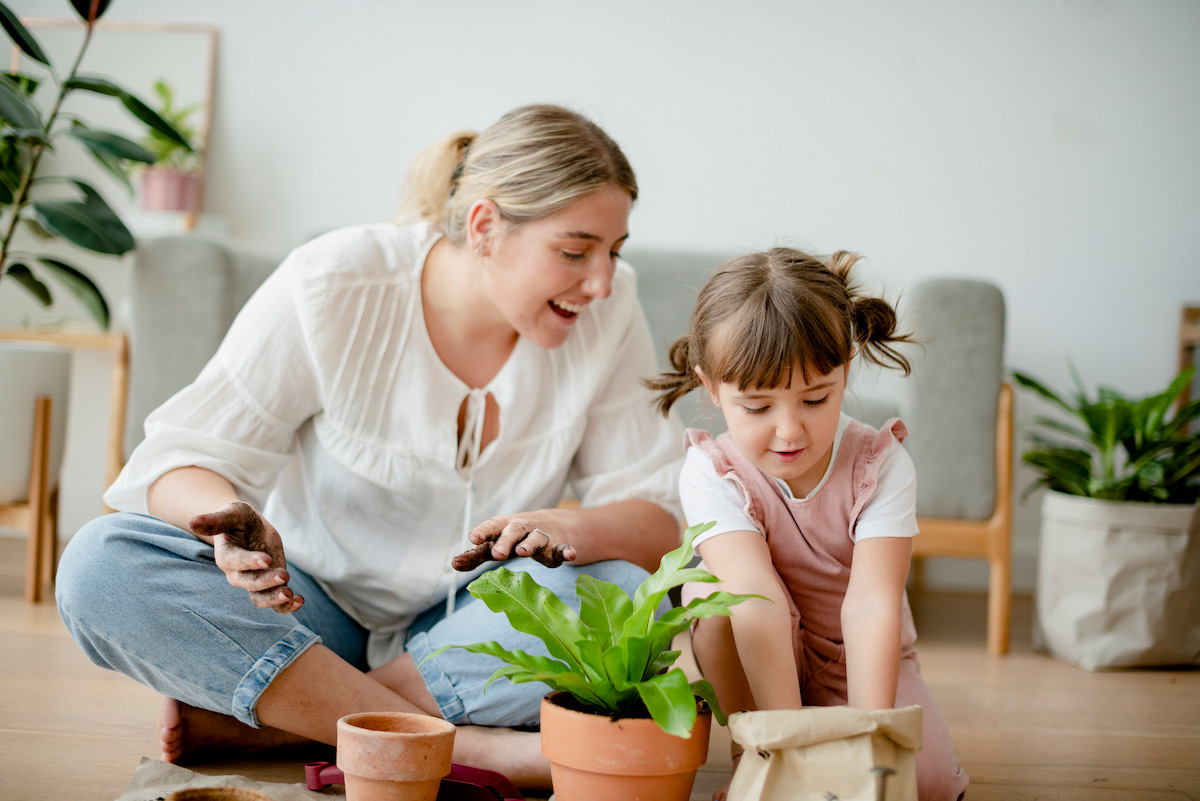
474, 185, 632, 349
703, 361, 849, 498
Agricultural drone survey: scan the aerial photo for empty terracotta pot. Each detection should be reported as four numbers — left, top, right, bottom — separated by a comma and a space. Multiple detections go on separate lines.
540, 691, 711, 801
337, 711, 456, 801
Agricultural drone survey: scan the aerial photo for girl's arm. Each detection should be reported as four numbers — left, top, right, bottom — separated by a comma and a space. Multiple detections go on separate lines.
841, 535, 912, 710
697, 530, 804, 710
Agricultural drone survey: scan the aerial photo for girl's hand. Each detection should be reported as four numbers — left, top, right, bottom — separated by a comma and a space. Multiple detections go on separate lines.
452, 514, 577, 571
190, 501, 304, 614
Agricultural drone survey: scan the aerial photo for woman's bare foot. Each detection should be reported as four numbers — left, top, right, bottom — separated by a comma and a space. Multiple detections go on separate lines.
158, 697, 308, 763
454, 725, 552, 790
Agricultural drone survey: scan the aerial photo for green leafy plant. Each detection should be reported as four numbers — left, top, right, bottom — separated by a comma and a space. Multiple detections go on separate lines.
139, 78, 201, 170
0, 1, 192, 329
1013, 366, 1200, 504
430, 522, 761, 738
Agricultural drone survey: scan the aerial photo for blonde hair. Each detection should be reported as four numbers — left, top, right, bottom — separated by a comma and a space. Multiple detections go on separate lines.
647, 247, 915, 416
395, 104, 637, 244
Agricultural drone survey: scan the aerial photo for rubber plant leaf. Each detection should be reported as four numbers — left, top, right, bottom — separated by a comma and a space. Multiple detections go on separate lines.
464, 567, 589, 674
79, 145, 134, 196
0, 73, 41, 130
69, 0, 111, 22
635, 667, 698, 739
5, 261, 51, 305
68, 127, 156, 164
65, 74, 192, 149
0, 3, 49, 65
36, 257, 109, 329
31, 180, 134, 255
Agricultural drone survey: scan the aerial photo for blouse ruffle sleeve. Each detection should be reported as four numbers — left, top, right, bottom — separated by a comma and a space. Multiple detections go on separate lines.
104, 252, 323, 513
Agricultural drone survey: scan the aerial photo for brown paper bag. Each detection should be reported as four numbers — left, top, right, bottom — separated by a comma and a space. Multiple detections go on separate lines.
727, 706, 923, 801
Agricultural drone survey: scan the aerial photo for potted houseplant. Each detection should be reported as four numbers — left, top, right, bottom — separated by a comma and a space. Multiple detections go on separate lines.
1013, 366, 1200, 670
0, 1, 192, 330
137, 78, 204, 214
432, 521, 759, 801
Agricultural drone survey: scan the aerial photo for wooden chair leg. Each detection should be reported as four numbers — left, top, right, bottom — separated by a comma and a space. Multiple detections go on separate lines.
908, 555, 925, 592
24, 396, 52, 604
987, 555, 1011, 655
41, 485, 59, 592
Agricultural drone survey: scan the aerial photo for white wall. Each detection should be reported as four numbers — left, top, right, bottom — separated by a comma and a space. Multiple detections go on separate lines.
3, 1, 1198, 591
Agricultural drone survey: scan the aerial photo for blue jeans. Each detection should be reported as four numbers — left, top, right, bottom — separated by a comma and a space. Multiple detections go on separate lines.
56, 513, 649, 729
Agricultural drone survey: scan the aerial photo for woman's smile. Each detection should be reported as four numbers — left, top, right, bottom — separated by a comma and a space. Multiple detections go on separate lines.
549, 298, 585, 319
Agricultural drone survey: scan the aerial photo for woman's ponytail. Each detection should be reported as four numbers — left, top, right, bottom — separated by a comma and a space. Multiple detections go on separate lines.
394, 131, 477, 228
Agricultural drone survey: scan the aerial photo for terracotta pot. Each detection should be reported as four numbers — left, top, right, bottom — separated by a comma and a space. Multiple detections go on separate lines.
540, 691, 711, 801
336, 711, 456, 801
141, 167, 203, 213
166, 789, 273, 801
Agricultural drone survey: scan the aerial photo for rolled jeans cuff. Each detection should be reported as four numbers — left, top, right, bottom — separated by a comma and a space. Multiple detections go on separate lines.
231, 625, 322, 727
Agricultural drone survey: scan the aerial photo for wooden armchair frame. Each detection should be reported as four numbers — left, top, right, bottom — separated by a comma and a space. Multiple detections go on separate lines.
0, 395, 59, 602
912, 382, 1014, 655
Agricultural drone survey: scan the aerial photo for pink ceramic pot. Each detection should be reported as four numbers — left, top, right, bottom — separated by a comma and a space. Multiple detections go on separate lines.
141, 167, 203, 213
336, 712, 456, 801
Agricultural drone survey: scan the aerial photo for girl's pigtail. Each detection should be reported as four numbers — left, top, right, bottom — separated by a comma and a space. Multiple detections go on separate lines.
394, 131, 477, 228
828, 250, 916, 376
852, 296, 914, 375
644, 335, 701, 416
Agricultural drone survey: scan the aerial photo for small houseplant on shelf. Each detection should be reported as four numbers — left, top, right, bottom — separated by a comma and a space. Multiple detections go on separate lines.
0, 0, 192, 330
432, 521, 759, 801
137, 78, 204, 215
1013, 366, 1200, 670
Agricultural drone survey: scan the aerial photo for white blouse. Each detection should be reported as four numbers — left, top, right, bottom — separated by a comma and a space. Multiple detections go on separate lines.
107, 222, 684, 665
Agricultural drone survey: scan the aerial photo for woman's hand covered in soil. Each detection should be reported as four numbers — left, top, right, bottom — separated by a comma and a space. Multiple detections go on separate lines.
190, 501, 304, 613
452, 515, 576, 571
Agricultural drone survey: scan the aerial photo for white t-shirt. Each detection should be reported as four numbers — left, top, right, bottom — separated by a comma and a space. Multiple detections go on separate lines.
680, 413, 918, 549
107, 222, 684, 665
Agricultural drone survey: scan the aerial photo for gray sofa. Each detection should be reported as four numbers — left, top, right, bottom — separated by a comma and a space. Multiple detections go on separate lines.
123, 235, 1011, 651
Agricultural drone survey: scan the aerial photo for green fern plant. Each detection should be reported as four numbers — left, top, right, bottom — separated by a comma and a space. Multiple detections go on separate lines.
429, 521, 761, 738
0, 1, 191, 329
1013, 366, 1200, 504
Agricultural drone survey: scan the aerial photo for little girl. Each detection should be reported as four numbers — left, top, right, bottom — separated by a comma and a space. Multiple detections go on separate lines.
648, 247, 968, 801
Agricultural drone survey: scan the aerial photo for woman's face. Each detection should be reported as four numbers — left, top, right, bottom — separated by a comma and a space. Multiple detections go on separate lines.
477, 185, 632, 349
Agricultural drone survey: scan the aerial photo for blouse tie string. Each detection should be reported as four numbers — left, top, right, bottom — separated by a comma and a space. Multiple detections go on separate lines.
447, 387, 488, 616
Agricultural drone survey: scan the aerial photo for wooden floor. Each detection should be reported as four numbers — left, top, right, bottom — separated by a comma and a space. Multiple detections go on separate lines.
2, 536, 1198, 801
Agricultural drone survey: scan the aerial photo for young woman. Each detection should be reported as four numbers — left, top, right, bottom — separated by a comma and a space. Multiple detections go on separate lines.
55, 104, 683, 789
649, 247, 969, 800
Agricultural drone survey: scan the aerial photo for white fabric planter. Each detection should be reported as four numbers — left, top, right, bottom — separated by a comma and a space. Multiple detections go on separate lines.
1034, 491, 1200, 670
